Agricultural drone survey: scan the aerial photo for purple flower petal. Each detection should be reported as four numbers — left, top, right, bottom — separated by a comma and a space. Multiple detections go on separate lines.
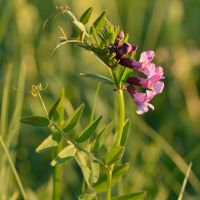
127, 75, 164, 94
119, 58, 141, 69
127, 88, 156, 114
116, 42, 133, 59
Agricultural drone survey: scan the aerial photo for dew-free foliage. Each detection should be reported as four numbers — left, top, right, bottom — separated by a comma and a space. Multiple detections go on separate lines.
13, 4, 195, 200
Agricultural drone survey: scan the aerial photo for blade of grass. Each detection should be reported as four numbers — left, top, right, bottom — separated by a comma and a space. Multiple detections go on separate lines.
4, 61, 26, 200
0, 64, 12, 138
0, 135, 27, 200
135, 118, 200, 193
7, 63, 26, 147
178, 163, 192, 200
142, 0, 168, 49
0, 64, 13, 199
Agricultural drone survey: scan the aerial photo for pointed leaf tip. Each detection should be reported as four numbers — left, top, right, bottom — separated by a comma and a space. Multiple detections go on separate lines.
92, 11, 107, 32
120, 119, 131, 146
48, 98, 61, 119
92, 121, 114, 153
104, 146, 125, 164
36, 133, 61, 153
80, 7, 93, 25
76, 116, 102, 143
51, 144, 76, 166
63, 103, 85, 132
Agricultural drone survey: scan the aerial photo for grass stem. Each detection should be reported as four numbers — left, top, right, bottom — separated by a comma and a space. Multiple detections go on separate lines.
0, 135, 27, 200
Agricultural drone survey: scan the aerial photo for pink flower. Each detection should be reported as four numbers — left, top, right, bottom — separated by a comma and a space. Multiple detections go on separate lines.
127, 86, 156, 114
127, 75, 164, 94
123, 50, 164, 114
109, 32, 165, 114
139, 51, 155, 63
120, 51, 157, 76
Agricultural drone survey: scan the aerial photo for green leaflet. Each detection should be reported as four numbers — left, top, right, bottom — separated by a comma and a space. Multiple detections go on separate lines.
48, 98, 61, 120
54, 88, 65, 123
94, 163, 129, 192
75, 151, 92, 189
91, 160, 99, 184
20, 116, 49, 127
104, 146, 125, 164
76, 116, 102, 143
80, 73, 114, 85
92, 121, 114, 153
111, 192, 146, 200
120, 119, 131, 146
75, 151, 99, 189
90, 11, 107, 34
80, 7, 93, 25
63, 103, 85, 132
36, 133, 61, 153
51, 144, 76, 166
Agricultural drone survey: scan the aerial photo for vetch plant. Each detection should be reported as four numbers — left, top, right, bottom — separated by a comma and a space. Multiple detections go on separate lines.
21, 6, 164, 200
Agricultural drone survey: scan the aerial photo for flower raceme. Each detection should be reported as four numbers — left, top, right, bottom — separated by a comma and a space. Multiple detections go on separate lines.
110, 32, 164, 114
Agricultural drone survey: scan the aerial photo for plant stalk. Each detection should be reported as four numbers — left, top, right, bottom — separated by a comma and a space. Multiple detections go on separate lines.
114, 88, 125, 147
106, 167, 113, 200
52, 140, 63, 200
38, 93, 62, 200
106, 70, 125, 200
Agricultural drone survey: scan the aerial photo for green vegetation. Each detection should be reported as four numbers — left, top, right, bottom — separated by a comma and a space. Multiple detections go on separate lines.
0, 0, 200, 199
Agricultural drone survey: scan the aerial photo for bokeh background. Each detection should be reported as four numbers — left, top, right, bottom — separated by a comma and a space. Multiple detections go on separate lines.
0, 0, 200, 199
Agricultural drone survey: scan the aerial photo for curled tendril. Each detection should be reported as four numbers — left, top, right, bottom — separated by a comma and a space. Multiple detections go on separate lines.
31, 83, 48, 97
43, 4, 69, 30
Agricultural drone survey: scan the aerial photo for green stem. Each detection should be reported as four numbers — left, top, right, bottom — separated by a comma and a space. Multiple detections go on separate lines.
38, 93, 62, 200
114, 88, 125, 147
109, 69, 125, 147
53, 139, 63, 200
106, 167, 113, 200
0, 135, 27, 200
105, 70, 125, 200
38, 93, 48, 116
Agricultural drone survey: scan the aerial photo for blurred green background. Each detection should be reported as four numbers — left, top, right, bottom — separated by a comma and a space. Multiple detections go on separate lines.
0, 0, 200, 199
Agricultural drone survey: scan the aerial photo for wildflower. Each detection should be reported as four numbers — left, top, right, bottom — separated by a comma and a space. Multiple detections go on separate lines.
127, 73, 164, 94
127, 86, 156, 114
120, 51, 156, 74
109, 31, 164, 114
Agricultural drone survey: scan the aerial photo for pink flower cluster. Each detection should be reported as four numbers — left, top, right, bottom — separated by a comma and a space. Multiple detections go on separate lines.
111, 32, 164, 114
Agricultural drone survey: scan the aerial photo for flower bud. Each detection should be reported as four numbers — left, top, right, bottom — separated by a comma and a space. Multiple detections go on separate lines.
114, 31, 124, 47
